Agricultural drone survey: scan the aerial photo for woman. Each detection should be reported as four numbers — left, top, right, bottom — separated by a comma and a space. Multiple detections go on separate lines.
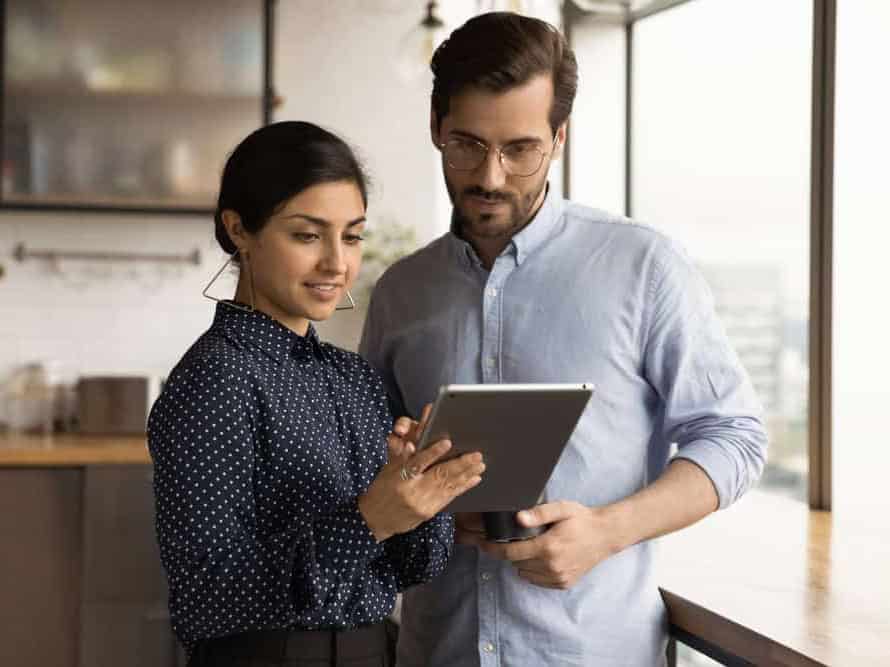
148, 121, 485, 666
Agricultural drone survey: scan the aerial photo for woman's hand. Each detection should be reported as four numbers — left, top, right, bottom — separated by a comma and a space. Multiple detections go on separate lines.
358, 408, 485, 542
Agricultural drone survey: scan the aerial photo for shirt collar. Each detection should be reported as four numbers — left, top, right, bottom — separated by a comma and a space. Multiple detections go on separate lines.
212, 301, 326, 364
448, 184, 565, 269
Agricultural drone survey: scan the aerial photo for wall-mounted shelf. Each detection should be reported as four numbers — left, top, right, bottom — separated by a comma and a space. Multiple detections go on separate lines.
12, 242, 201, 266
1, 0, 275, 215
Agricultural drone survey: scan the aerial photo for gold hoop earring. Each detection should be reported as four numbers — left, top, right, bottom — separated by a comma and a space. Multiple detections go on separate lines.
335, 290, 356, 311
242, 250, 258, 311
202, 251, 254, 313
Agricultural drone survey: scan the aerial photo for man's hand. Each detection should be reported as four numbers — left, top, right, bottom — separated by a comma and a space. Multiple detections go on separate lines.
477, 501, 626, 590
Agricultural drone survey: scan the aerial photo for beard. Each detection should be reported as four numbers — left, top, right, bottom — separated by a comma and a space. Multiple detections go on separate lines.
446, 174, 548, 242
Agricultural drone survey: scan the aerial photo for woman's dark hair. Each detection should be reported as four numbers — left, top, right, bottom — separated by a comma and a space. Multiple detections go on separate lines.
214, 121, 368, 255
430, 12, 578, 136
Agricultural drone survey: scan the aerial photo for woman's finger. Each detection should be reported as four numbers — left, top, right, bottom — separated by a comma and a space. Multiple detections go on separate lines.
418, 403, 433, 431
386, 433, 404, 459
409, 438, 454, 472
405, 404, 432, 444
391, 416, 414, 437
432, 451, 485, 480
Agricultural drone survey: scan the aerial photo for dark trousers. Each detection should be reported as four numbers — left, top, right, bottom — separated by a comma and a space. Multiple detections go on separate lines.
189, 622, 393, 667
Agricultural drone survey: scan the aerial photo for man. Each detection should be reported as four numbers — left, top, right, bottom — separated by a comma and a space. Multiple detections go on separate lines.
360, 12, 767, 667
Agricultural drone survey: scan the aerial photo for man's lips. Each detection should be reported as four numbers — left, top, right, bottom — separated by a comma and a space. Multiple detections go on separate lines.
466, 194, 508, 207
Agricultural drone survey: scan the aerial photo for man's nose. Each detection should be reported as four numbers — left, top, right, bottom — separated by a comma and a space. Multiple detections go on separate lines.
476, 148, 507, 191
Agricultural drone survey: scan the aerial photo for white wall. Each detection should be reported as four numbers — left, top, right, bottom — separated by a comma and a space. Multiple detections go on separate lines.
273, 2, 443, 245
833, 0, 890, 511
569, 18, 626, 214
0, 0, 565, 418
0, 1, 448, 413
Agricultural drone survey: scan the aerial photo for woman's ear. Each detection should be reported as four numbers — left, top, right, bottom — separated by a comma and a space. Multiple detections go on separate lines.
221, 210, 249, 253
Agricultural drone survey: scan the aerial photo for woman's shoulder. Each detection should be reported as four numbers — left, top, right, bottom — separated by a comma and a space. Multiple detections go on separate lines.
318, 343, 391, 417
164, 329, 260, 398
320, 343, 382, 383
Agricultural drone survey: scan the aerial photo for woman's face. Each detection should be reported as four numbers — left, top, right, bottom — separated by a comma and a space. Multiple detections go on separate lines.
239, 180, 366, 335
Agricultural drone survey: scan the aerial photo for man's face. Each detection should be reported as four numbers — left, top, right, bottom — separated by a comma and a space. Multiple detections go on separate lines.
432, 74, 565, 242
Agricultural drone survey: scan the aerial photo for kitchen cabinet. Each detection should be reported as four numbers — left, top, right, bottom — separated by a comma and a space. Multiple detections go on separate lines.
0, 459, 183, 667
1, 0, 273, 213
0, 468, 83, 667
79, 466, 180, 667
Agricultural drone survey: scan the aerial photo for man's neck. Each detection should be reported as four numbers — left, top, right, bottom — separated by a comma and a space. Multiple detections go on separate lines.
463, 187, 548, 270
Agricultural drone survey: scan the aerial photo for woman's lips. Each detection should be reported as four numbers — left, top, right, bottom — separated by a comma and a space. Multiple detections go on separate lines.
304, 283, 342, 301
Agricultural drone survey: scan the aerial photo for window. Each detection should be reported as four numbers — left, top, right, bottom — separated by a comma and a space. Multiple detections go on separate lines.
833, 1, 890, 513
629, 0, 813, 502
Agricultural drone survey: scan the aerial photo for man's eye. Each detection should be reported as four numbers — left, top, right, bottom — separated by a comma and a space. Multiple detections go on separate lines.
344, 234, 365, 245
505, 143, 535, 157
454, 140, 483, 153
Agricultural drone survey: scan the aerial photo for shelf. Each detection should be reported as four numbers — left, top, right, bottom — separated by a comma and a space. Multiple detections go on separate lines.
2, 191, 215, 212
1, 0, 271, 214
5, 82, 262, 109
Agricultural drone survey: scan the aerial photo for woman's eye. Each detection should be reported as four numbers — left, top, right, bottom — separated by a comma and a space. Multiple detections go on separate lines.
292, 232, 319, 243
344, 234, 365, 245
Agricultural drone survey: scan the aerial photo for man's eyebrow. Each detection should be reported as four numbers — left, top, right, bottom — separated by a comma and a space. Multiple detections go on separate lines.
449, 130, 543, 145
281, 213, 367, 227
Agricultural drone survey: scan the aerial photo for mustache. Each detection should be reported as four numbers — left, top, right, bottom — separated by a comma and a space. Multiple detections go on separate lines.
462, 187, 514, 202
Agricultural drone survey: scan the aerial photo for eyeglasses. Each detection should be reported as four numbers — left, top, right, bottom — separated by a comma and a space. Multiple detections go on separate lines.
438, 135, 558, 178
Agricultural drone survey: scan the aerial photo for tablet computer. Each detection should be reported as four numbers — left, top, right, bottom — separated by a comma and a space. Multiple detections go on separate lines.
416, 383, 594, 513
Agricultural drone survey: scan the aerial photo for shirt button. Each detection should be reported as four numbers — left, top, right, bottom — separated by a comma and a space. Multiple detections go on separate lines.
488, 288, 498, 297
480, 572, 492, 582
485, 358, 496, 368
482, 642, 495, 653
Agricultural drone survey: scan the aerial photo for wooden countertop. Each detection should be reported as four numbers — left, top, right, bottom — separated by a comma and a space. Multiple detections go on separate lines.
658, 490, 890, 666
3, 435, 888, 664
0, 434, 151, 466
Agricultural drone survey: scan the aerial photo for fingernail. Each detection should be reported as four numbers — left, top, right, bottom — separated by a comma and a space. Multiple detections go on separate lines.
517, 511, 530, 524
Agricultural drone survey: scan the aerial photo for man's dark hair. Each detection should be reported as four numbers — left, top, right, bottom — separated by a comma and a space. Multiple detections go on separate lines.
430, 12, 578, 136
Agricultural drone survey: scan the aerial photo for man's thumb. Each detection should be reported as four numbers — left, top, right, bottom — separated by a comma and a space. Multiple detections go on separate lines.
517, 501, 573, 527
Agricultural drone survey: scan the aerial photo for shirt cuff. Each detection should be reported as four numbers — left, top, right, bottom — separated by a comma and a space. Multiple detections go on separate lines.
313, 498, 383, 566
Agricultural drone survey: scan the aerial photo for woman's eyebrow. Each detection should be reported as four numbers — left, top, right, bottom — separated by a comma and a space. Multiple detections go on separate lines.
282, 213, 367, 227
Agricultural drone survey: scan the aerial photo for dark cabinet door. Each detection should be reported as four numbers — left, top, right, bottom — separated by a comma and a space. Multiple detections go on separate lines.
0, 468, 84, 667
79, 465, 177, 667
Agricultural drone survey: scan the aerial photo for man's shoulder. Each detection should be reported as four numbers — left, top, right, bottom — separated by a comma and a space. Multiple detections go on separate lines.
563, 200, 663, 239
561, 199, 687, 260
374, 234, 454, 289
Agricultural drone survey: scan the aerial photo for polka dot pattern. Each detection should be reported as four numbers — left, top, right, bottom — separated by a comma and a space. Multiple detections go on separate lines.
148, 302, 454, 654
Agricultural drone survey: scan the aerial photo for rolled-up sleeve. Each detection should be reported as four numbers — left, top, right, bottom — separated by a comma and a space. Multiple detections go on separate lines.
642, 241, 769, 508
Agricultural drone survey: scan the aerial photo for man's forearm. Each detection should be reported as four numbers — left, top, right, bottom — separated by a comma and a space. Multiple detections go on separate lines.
605, 459, 720, 552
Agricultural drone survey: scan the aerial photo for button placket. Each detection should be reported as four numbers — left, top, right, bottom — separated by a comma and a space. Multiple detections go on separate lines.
481, 256, 512, 383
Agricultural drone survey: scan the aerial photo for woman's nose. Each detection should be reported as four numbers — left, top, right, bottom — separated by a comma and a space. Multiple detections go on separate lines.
318, 239, 347, 274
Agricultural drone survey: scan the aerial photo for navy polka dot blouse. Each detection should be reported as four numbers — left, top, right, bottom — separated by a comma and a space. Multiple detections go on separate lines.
148, 302, 453, 652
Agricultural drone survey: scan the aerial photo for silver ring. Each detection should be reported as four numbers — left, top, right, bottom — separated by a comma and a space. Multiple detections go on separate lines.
400, 464, 419, 481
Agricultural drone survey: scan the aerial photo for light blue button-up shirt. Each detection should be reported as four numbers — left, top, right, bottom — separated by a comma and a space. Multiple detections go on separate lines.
359, 189, 767, 666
